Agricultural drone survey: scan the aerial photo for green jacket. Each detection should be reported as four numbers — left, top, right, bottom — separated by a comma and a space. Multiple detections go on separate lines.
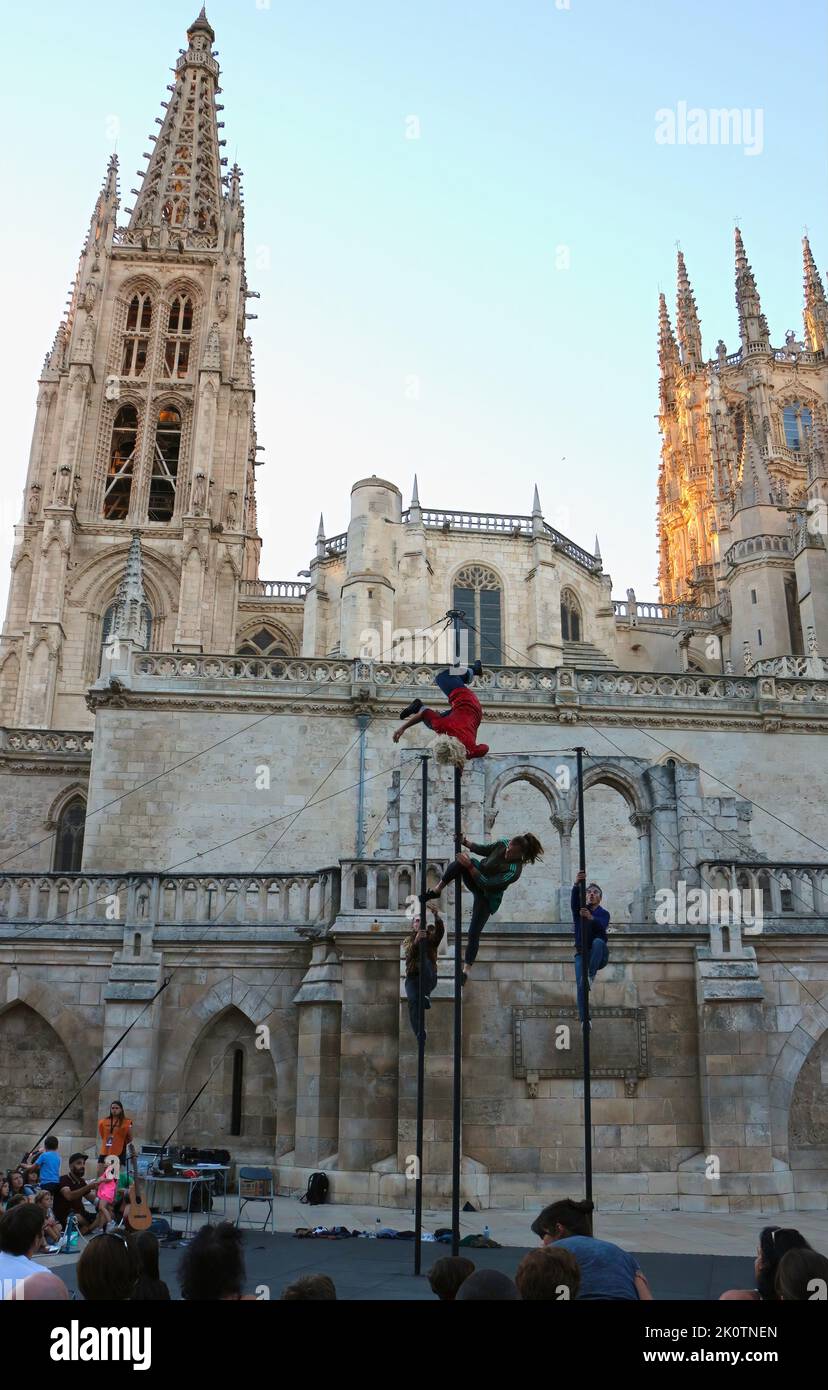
467, 839, 522, 913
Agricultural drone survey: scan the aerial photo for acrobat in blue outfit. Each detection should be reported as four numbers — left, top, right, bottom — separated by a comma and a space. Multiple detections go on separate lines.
571, 869, 610, 1023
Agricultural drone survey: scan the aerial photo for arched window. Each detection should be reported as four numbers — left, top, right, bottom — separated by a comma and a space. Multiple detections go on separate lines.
230, 1048, 244, 1136
148, 407, 182, 522
121, 294, 152, 377
236, 628, 290, 657
561, 588, 582, 642
452, 565, 503, 664
164, 296, 193, 379
54, 795, 86, 872
782, 403, 813, 451
100, 600, 153, 663
103, 405, 139, 520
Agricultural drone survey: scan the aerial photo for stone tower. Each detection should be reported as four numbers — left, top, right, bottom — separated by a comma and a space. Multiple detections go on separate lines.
657, 230, 828, 665
0, 8, 261, 730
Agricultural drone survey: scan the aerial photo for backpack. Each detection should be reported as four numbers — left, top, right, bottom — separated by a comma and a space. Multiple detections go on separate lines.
299, 1172, 329, 1206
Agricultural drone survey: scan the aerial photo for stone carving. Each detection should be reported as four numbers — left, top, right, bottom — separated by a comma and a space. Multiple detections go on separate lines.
26, 485, 42, 524
513, 1006, 648, 1081
190, 471, 206, 515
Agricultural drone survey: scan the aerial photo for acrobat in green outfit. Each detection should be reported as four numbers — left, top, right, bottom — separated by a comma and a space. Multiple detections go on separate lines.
426, 831, 544, 985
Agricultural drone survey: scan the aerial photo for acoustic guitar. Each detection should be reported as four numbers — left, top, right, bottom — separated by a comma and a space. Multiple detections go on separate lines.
123, 1143, 152, 1232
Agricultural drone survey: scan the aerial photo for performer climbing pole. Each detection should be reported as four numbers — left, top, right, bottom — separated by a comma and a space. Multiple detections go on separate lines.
414, 751, 430, 1275
393, 660, 489, 767
575, 747, 593, 1205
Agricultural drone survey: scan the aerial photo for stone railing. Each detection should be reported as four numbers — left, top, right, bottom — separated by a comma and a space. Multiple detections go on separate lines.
408, 509, 602, 574
0, 870, 339, 930
700, 861, 828, 917
725, 534, 792, 566
323, 533, 347, 556
0, 729, 94, 757
750, 655, 828, 679
338, 859, 448, 914
612, 599, 721, 626
239, 580, 309, 599
125, 654, 828, 713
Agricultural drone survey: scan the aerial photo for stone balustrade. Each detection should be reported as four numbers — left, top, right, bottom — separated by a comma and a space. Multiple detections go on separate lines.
0, 870, 339, 929
725, 533, 792, 566
339, 859, 448, 915
700, 860, 828, 917
750, 655, 828, 679
123, 653, 828, 715
239, 579, 310, 599
0, 729, 94, 758
612, 599, 721, 626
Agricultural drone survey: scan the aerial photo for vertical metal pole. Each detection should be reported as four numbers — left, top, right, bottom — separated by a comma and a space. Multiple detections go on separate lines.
575, 747, 593, 1206
355, 713, 369, 857
414, 752, 429, 1275
451, 613, 464, 1256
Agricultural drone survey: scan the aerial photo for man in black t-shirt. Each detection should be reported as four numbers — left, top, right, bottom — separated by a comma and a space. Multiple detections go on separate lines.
53, 1153, 106, 1236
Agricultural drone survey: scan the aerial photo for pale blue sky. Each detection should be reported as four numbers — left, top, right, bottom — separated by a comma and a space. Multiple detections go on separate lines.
1, 0, 826, 611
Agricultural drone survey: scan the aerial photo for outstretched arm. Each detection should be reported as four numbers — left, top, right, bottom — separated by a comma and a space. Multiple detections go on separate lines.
393, 710, 428, 743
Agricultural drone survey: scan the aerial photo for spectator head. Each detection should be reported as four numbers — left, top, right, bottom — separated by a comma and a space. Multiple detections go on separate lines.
68, 1153, 88, 1178
11, 1271, 69, 1301
133, 1230, 161, 1281
455, 1269, 520, 1301
428, 1256, 476, 1301
43, 1136, 59, 1152
531, 1198, 594, 1243
775, 1248, 828, 1301
179, 1221, 246, 1300
280, 1274, 337, 1301
9, 1172, 25, 1194
515, 1247, 581, 1301
0, 1202, 46, 1257
4, 1196, 27, 1211
34, 1190, 52, 1211
0, 1177, 9, 1200
77, 1232, 139, 1302
756, 1226, 812, 1300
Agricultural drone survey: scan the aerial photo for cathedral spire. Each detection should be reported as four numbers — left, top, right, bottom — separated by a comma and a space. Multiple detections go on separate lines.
657, 292, 680, 413
676, 250, 703, 370
734, 228, 770, 353
112, 533, 150, 649
124, 10, 224, 249
802, 236, 828, 354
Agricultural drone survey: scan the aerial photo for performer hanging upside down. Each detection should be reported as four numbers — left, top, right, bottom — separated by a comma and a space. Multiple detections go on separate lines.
403, 903, 444, 1041
572, 869, 610, 1024
393, 663, 489, 764
426, 832, 544, 985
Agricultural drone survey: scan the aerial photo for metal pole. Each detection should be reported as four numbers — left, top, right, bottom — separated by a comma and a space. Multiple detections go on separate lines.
414, 752, 429, 1275
450, 610, 464, 1256
575, 747, 593, 1206
451, 762, 462, 1255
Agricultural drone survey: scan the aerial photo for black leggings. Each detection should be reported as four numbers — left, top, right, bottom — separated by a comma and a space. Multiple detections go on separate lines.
440, 859, 493, 966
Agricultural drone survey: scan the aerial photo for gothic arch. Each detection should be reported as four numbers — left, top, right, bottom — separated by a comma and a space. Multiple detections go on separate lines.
770, 1007, 828, 1168
0, 990, 100, 1139
68, 544, 180, 619
179, 1003, 279, 1153
576, 759, 653, 824
235, 617, 298, 657
117, 274, 163, 302
45, 782, 88, 830
485, 764, 566, 835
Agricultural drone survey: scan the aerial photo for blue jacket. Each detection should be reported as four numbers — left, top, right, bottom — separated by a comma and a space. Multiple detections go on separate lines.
571, 883, 610, 951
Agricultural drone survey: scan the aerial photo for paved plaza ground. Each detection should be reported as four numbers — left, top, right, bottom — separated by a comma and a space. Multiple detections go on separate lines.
41, 1197, 828, 1301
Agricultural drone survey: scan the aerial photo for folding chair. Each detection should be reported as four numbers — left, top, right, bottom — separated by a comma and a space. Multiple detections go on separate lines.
235, 1166, 276, 1233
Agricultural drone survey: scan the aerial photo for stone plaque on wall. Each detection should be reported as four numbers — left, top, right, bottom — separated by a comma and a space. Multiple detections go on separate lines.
513, 1006, 648, 1080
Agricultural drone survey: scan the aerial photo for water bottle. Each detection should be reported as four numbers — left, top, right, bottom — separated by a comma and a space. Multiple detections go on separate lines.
483, 1224, 490, 1242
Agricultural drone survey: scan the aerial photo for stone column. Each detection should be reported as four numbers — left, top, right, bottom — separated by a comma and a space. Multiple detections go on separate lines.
292, 945, 342, 1168
95, 914, 165, 1147
554, 814, 576, 922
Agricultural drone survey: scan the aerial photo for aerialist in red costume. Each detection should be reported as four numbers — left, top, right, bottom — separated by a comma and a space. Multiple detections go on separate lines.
392, 663, 489, 762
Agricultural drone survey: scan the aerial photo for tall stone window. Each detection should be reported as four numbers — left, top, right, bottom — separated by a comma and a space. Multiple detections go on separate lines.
452, 565, 503, 664
782, 402, 813, 451
560, 588, 582, 641
121, 293, 152, 377
103, 405, 139, 520
53, 795, 86, 872
163, 296, 193, 379
230, 1048, 244, 1136
148, 407, 182, 522
236, 628, 290, 658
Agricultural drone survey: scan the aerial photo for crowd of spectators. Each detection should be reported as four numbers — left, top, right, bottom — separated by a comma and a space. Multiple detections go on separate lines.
2, 1186, 827, 1302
